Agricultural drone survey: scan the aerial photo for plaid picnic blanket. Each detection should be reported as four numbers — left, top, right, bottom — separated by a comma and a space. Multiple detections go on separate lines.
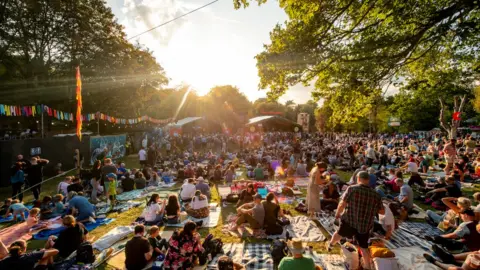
399, 221, 442, 237
317, 212, 337, 236
242, 244, 274, 270
207, 243, 244, 269
382, 228, 432, 251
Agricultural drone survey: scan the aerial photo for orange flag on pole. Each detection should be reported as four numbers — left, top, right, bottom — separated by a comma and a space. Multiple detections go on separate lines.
76, 67, 82, 141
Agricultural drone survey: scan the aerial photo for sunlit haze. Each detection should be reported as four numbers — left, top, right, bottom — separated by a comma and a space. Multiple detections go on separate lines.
106, 0, 312, 103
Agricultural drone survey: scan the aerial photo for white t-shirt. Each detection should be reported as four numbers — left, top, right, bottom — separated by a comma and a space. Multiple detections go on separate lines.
145, 203, 161, 222
191, 197, 208, 210
180, 183, 196, 200
406, 162, 418, 173
138, 149, 147, 161
379, 204, 395, 232
475, 204, 480, 213
58, 182, 69, 196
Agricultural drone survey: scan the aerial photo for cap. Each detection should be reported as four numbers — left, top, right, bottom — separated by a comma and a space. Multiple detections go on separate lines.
106, 173, 117, 179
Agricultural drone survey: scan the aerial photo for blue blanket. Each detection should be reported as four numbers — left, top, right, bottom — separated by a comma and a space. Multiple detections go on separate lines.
33, 218, 115, 240
0, 205, 34, 224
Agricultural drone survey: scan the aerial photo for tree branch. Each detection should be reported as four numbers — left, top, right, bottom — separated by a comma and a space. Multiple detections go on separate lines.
438, 98, 451, 135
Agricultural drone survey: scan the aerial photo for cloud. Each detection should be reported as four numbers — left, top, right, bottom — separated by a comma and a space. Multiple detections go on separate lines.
121, 0, 189, 46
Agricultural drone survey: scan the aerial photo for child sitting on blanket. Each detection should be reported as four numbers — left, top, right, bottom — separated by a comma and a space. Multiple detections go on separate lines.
148, 226, 168, 259
52, 194, 65, 216
27, 208, 40, 227
40, 196, 55, 220
0, 199, 12, 216
4, 200, 28, 222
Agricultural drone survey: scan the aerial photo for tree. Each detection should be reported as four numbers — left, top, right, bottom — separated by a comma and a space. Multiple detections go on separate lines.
439, 96, 467, 139
233, 0, 480, 119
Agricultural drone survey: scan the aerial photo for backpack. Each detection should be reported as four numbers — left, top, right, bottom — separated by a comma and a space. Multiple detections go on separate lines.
76, 242, 95, 264
199, 234, 224, 265
270, 239, 288, 265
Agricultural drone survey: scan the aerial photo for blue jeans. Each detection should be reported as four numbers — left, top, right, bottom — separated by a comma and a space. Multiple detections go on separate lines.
426, 210, 445, 224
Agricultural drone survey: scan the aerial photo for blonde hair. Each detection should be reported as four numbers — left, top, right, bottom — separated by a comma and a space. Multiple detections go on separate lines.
29, 208, 40, 216
11, 199, 19, 204
62, 215, 76, 227
457, 197, 472, 210
54, 194, 64, 202
149, 225, 159, 235
473, 192, 480, 202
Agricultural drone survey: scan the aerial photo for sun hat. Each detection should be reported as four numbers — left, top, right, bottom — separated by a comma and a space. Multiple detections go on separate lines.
288, 238, 306, 255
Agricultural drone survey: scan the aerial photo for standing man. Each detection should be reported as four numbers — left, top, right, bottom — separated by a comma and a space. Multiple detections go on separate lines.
443, 139, 456, 175
138, 147, 147, 167
378, 141, 388, 168
26, 157, 49, 200
327, 171, 384, 269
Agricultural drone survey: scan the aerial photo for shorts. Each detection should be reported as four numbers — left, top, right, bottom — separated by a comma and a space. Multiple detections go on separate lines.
104, 181, 111, 193
12, 209, 25, 216
77, 212, 95, 221
338, 220, 370, 248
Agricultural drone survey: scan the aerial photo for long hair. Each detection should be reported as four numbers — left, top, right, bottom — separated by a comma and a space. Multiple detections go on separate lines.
167, 194, 180, 210
147, 193, 159, 206
93, 160, 101, 169
179, 220, 196, 239
9, 240, 26, 258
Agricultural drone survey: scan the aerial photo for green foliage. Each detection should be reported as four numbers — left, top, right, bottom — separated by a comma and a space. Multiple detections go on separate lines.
232, 0, 480, 130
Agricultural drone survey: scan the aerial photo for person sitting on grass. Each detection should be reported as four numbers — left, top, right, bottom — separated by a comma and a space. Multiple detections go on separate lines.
147, 226, 168, 259
125, 225, 153, 270
0, 240, 58, 269
278, 238, 317, 270
39, 196, 54, 220
373, 201, 396, 240
185, 190, 210, 219
195, 177, 211, 200
4, 199, 28, 222
165, 194, 181, 224
46, 215, 87, 259
263, 192, 284, 235
425, 209, 480, 252
321, 181, 340, 212
66, 177, 83, 193
134, 172, 147, 190
0, 199, 12, 216
26, 208, 41, 227
52, 194, 65, 217
473, 192, 480, 221
67, 191, 95, 223
232, 193, 264, 231
180, 178, 196, 202
389, 178, 414, 220
164, 221, 204, 270
424, 247, 480, 270
237, 183, 256, 208
426, 197, 471, 229
144, 194, 166, 225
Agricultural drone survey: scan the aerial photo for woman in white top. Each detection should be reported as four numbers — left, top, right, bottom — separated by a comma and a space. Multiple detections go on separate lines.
57, 176, 72, 198
186, 190, 210, 219
180, 178, 196, 202
144, 193, 166, 224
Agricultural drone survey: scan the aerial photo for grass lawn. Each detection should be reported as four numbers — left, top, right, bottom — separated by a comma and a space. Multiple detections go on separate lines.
9, 154, 480, 268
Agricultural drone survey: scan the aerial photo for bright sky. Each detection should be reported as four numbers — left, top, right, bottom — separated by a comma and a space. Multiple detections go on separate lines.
106, 0, 312, 104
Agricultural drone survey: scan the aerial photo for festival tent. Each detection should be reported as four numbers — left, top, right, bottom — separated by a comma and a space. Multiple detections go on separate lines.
166, 117, 222, 135
245, 115, 302, 132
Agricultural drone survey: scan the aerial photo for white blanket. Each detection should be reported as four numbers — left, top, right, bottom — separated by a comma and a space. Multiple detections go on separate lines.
93, 226, 134, 251
167, 207, 222, 228
267, 216, 326, 242
393, 247, 440, 270
409, 204, 427, 219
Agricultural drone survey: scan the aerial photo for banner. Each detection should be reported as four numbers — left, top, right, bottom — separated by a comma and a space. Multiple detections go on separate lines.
89, 134, 126, 165
297, 113, 309, 133
0, 104, 172, 125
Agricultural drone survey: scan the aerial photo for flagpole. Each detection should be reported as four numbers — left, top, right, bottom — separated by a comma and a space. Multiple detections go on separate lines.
97, 115, 100, 135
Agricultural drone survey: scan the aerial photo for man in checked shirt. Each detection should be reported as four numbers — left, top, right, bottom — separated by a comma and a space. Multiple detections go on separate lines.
327, 171, 385, 269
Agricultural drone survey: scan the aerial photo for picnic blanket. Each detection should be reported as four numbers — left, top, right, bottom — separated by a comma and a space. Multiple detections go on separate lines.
167, 207, 222, 228
242, 244, 274, 269
116, 184, 177, 201
311, 253, 346, 270
266, 216, 326, 242
207, 243, 244, 269
392, 246, 439, 270
295, 177, 310, 187
93, 226, 134, 251
317, 212, 337, 236
217, 185, 231, 199
33, 218, 115, 240
0, 209, 31, 223
399, 221, 441, 238
0, 222, 36, 246
96, 200, 143, 215
381, 228, 432, 251
409, 204, 427, 219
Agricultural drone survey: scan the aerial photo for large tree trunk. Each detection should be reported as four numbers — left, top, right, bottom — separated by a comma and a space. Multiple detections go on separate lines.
439, 95, 467, 139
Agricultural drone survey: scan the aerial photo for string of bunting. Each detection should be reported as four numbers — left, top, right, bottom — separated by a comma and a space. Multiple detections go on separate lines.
0, 104, 172, 125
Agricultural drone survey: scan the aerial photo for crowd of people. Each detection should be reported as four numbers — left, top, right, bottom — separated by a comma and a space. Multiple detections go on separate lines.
1, 130, 480, 269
